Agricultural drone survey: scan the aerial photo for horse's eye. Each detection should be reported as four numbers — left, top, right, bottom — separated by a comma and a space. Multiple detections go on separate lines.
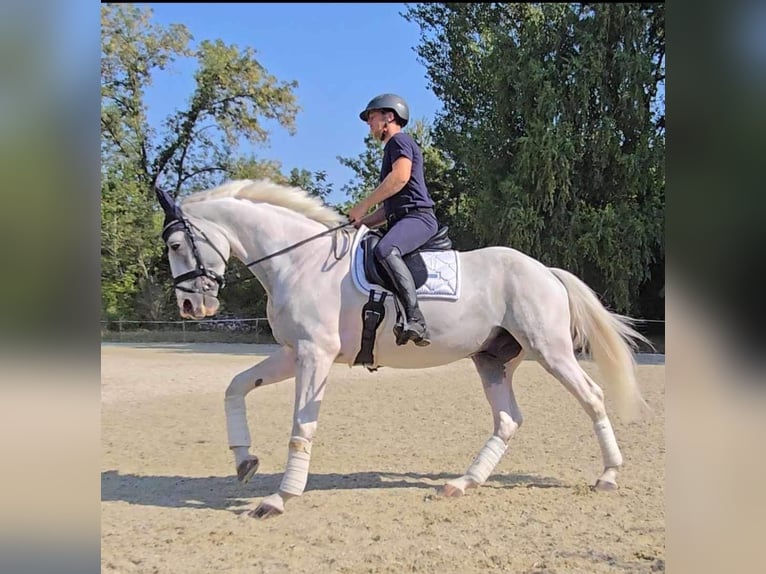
169, 242, 181, 251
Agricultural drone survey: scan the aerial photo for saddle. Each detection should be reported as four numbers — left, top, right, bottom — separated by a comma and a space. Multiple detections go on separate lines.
361, 226, 453, 291
353, 226, 454, 371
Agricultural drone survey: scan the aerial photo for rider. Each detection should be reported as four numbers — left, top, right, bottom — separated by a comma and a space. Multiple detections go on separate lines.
348, 93, 439, 347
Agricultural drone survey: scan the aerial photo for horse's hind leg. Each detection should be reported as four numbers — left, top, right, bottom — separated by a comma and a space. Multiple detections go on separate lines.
224, 346, 297, 483
439, 352, 525, 497
536, 343, 623, 490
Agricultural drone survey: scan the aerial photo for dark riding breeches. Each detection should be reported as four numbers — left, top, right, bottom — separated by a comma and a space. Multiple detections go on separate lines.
373, 210, 438, 259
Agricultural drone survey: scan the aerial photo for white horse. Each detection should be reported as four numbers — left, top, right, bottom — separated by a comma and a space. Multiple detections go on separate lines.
157, 178, 649, 519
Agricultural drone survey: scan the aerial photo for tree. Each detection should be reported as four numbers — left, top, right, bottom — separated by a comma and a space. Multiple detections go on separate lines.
100, 164, 165, 318
403, 3, 665, 315
100, 4, 300, 319
287, 169, 335, 204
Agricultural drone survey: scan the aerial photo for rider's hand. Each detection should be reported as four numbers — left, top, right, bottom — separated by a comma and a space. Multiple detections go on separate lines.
348, 204, 367, 228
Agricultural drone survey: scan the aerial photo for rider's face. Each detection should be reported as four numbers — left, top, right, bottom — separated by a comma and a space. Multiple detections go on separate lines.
366, 110, 389, 140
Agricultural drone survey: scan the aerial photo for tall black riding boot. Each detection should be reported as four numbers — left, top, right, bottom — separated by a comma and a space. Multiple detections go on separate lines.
378, 247, 431, 347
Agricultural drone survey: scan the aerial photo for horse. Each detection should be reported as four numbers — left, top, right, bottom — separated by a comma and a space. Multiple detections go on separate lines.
156, 178, 650, 519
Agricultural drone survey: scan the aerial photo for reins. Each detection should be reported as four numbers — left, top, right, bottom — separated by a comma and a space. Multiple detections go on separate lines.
242, 221, 352, 269
224, 220, 354, 289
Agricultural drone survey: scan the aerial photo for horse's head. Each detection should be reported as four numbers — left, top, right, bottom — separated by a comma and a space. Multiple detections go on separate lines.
156, 188, 230, 319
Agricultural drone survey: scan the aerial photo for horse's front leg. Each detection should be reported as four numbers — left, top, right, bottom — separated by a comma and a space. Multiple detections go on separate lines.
250, 339, 336, 519
225, 346, 297, 483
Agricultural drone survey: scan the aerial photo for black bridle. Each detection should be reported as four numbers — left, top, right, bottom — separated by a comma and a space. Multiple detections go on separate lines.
155, 186, 352, 296
161, 215, 229, 294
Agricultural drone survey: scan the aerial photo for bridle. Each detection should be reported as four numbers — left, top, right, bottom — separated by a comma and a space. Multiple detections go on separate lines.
156, 186, 352, 296
161, 215, 229, 294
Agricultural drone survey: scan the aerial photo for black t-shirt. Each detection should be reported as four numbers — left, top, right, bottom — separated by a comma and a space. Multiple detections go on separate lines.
380, 132, 435, 217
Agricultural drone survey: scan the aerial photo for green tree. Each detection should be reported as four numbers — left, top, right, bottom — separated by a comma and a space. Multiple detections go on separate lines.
100, 4, 299, 319
227, 156, 287, 183
100, 164, 165, 318
409, 119, 479, 249
403, 3, 665, 315
287, 168, 335, 204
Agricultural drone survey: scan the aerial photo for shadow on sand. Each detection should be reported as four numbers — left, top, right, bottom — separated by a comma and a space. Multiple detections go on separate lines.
101, 469, 566, 512
103, 342, 664, 365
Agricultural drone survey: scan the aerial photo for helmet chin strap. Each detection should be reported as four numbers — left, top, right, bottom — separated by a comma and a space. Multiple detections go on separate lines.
379, 117, 392, 142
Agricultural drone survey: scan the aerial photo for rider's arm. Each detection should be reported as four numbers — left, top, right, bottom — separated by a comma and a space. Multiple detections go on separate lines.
360, 206, 387, 228
361, 157, 412, 209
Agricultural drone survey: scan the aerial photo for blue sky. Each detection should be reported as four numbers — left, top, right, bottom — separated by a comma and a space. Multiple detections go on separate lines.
140, 3, 442, 206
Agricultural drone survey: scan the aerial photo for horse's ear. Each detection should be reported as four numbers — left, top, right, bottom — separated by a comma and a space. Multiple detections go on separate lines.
155, 186, 185, 241
155, 186, 181, 220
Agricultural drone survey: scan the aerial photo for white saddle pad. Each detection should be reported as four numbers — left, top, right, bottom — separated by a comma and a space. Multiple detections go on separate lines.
349, 226, 461, 301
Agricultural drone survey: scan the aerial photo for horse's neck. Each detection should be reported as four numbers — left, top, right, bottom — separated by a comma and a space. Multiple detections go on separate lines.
187, 199, 337, 293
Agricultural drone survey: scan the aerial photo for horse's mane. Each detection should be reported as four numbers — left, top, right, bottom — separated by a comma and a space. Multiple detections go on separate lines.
181, 179, 346, 227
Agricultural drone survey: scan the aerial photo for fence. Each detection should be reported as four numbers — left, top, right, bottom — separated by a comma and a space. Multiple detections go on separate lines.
100, 318, 276, 344
101, 317, 664, 352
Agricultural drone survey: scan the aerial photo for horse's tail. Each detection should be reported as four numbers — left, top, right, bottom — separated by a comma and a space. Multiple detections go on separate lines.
548, 267, 651, 421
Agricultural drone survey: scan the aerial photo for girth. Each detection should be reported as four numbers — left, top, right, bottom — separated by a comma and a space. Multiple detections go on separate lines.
353, 290, 388, 370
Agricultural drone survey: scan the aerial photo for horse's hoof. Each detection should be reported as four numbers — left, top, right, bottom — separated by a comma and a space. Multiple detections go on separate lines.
248, 493, 284, 519
437, 483, 465, 497
248, 504, 283, 519
593, 479, 618, 491
236, 456, 260, 483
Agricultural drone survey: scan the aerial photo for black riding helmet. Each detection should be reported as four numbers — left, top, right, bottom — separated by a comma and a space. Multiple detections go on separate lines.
359, 93, 410, 127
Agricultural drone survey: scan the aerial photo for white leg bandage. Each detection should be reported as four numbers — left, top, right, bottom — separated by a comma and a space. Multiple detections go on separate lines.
594, 417, 623, 468
224, 395, 251, 447
466, 435, 508, 485
279, 437, 312, 496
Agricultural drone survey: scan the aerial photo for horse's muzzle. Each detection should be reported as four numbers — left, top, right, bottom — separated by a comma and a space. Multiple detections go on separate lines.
180, 295, 220, 319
